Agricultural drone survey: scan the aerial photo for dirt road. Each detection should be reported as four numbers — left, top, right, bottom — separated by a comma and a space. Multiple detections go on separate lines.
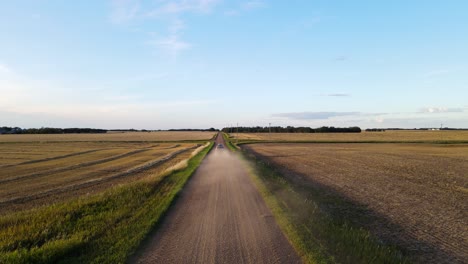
131, 134, 300, 263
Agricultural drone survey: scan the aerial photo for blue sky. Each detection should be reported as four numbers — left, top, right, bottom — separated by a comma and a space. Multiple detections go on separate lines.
0, 0, 467, 129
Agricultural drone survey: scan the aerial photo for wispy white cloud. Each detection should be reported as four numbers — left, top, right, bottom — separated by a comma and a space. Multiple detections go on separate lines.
321, 93, 350, 97
224, 9, 239, 16
301, 16, 322, 28
242, 0, 266, 10
147, 34, 192, 56
225, 0, 267, 16
109, 0, 140, 24
168, 18, 186, 34
424, 69, 450, 78
145, 0, 221, 17
270, 108, 467, 128
374, 116, 385, 123
110, 1, 222, 56
419, 106, 464, 113
152, 18, 192, 55
0, 63, 12, 74
273, 111, 360, 120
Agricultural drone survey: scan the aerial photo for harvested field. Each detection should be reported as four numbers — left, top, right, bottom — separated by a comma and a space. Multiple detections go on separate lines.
0, 141, 200, 214
231, 130, 468, 143
0, 142, 213, 263
243, 143, 468, 263
0, 131, 216, 143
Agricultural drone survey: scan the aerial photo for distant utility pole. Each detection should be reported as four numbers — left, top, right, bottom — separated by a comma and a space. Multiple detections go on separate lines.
269, 123, 271, 140
236, 122, 239, 144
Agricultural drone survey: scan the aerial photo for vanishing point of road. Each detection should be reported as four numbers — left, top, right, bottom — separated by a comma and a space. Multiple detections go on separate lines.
131, 133, 300, 263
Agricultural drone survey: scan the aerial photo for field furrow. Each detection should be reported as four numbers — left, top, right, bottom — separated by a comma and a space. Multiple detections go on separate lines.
0, 146, 190, 198
0, 139, 203, 214
0, 148, 104, 168
244, 143, 468, 263
0, 145, 198, 206
0, 148, 153, 184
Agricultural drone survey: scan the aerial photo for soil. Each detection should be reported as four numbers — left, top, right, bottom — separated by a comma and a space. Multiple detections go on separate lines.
244, 143, 468, 263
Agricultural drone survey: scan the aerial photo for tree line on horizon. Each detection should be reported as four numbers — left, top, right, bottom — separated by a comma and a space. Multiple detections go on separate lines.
0, 126, 219, 134
0, 127, 107, 134
221, 126, 362, 133
365, 127, 468, 131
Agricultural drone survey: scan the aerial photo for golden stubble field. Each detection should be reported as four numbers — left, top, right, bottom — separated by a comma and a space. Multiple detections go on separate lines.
243, 143, 468, 263
0, 131, 215, 214
232, 130, 468, 142
0, 131, 216, 142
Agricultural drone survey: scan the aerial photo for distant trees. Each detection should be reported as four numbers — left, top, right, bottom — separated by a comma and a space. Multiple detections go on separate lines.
365, 128, 468, 131
0, 126, 22, 134
365, 128, 386, 132
168, 128, 219, 132
0, 126, 220, 134
221, 126, 361, 133
0, 127, 107, 134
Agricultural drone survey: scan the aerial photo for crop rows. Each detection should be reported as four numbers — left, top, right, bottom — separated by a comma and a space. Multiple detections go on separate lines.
244, 143, 468, 263
232, 130, 468, 143
0, 142, 199, 214
0, 131, 216, 143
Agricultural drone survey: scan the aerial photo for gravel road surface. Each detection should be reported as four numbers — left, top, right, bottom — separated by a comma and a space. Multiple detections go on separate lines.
130, 133, 300, 263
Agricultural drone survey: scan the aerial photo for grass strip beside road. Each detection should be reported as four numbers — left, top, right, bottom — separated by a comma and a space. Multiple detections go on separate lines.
0, 142, 213, 264
222, 133, 239, 151
220, 135, 409, 264
236, 139, 468, 145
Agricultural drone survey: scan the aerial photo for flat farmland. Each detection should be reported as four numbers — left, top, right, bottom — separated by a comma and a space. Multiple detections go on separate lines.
232, 130, 468, 143
243, 143, 468, 263
0, 131, 216, 142
0, 132, 213, 263
0, 141, 200, 214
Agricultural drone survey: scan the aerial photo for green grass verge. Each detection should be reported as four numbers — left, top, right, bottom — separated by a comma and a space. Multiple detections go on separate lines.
238, 148, 410, 264
236, 139, 468, 145
0, 142, 213, 264
222, 133, 239, 151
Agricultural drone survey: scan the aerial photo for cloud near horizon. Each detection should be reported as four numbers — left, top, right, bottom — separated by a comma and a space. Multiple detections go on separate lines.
322, 93, 350, 97
419, 107, 464, 113
272, 111, 360, 120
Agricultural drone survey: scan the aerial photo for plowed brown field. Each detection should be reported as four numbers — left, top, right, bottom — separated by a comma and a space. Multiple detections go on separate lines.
233, 130, 468, 142
243, 143, 468, 263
